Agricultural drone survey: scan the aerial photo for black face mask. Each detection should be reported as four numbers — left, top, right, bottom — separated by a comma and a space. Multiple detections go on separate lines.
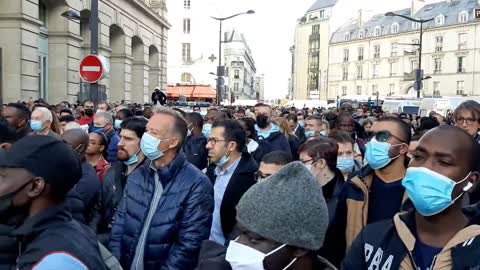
256, 115, 270, 129
84, 109, 94, 117
0, 180, 33, 224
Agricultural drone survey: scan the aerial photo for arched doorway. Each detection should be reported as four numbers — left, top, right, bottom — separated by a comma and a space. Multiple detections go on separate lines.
132, 36, 146, 103
109, 24, 127, 103
149, 45, 160, 93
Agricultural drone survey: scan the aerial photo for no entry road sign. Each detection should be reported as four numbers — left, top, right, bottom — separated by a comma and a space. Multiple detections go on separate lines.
79, 55, 108, 83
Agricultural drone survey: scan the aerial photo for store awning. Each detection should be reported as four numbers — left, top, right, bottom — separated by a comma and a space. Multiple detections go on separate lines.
167, 85, 216, 99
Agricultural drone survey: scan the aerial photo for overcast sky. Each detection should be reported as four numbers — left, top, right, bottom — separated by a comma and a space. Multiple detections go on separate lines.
200, 0, 443, 99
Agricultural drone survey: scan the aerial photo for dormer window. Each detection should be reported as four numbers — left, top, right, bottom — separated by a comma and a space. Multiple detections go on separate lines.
458, 11, 468, 23
391, 23, 399, 34
435, 14, 445, 26
411, 22, 421, 30
344, 32, 351, 41
358, 29, 365, 39
374, 26, 382, 36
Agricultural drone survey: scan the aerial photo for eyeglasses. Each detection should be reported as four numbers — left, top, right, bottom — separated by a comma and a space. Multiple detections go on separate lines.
455, 117, 477, 125
207, 137, 227, 147
371, 131, 405, 143
254, 171, 271, 181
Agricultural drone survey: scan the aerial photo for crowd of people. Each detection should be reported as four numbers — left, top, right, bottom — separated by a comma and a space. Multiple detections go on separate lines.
1, 97, 480, 269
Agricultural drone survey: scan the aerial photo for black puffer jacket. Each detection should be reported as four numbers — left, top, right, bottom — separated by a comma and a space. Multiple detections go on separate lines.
182, 134, 208, 170
0, 223, 16, 270
65, 161, 101, 224
90, 161, 130, 245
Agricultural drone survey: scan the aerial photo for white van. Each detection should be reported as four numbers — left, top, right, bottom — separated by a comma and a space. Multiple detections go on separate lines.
382, 99, 421, 114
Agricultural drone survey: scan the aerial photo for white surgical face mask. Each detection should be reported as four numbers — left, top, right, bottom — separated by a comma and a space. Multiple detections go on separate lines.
225, 241, 297, 270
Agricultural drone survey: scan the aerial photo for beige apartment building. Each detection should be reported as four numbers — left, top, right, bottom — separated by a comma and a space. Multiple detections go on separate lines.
328, 0, 480, 100
292, 0, 337, 100
0, 0, 169, 104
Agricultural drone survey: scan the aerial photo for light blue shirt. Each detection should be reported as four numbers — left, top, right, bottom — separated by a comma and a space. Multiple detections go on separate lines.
209, 157, 241, 246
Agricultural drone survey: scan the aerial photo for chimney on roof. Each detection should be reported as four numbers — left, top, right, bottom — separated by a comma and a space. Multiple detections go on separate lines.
411, 0, 426, 17
357, 9, 364, 27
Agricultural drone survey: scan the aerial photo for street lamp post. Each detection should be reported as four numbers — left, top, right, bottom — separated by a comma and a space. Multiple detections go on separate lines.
385, 12, 433, 98
211, 10, 255, 105
62, 0, 100, 104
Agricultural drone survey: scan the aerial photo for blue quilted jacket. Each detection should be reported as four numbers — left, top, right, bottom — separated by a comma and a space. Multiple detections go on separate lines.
109, 153, 214, 270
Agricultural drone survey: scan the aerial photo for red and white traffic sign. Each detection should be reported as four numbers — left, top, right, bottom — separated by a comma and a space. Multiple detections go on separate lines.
79, 55, 107, 83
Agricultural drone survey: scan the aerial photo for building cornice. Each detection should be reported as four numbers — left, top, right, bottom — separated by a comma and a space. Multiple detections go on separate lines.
105, 0, 171, 29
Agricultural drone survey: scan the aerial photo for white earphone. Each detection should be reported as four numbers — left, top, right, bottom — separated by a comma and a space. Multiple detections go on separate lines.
463, 182, 473, 192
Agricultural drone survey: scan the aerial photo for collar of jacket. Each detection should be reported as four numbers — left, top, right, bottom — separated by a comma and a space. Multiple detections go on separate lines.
146, 152, 187, 186
235, 152, 258, 175
394, 211, 480, 253
10, 204, 71, 237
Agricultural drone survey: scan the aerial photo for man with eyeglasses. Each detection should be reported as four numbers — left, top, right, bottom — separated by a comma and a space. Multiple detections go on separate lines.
320, 116, 411, 266
453, 100, 480, 143
256, 150, 292, 181
205, 119, 257, 246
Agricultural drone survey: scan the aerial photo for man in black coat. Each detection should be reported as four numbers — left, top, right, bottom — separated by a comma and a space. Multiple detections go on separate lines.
287, 113, 307, 144
0, 136, 105, 269
206, 119, 258, 246
183, 112, 208, 170
151, 88, 167, 106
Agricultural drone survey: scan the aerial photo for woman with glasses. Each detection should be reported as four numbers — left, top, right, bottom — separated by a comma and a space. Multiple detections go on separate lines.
453, 100, 480, 142
86, 131, 111, 182
299, 137, 345, 222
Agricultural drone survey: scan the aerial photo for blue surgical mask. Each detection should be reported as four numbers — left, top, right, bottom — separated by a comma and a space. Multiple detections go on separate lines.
114, 119, 123, 129
298, 120, 305, 128
141, 133, 164, 161
30, 120, 45, 132
202, 124, 212, 138
216, 153, 231, 168
124, 149, 140, 166
402, 167, 472, 216
305, 130, 316, 138
337, 157, 355, 173
365, 138, 402, 170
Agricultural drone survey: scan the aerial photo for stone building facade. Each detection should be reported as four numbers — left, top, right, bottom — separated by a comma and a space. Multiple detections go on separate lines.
0, 0, 169, 104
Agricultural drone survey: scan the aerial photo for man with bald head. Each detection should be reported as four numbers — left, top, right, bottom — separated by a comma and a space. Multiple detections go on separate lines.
62, 129, 100, 224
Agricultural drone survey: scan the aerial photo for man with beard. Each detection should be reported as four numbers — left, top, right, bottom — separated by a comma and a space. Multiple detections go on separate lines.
89, 117, 147, 244
78, 100, 95, 127
252, 103, 291, 163
2, 103, 32, 140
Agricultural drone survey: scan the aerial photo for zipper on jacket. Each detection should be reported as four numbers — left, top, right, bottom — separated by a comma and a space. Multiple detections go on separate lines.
408, 251, 419, 269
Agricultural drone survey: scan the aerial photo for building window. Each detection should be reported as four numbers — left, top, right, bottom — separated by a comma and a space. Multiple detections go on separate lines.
358, 47, 364, 61
433, 81, 440, 95
343, 49, 349, 62
182, 43, 191, 62
358, 29, 365, 39
234, 69, 240, 79
181, 72, 192, 83
356, 65, 363, 79
435, 36, 443, 52
372, 64, 379, 78
312, 25, 320, 35
458, 33, 467, 50
458, 56, 465, 73
411, 22, 421, 30
356, 86, 362, 95
183, 18, 191, 34
342, 67, 348, 81
344, 32, 351, 41
457, 81, 465, 95
411, 60, 419, 72
435, 15, 445, 26
458, 11, 469, 23
374, 26, 382, 36
391, 43, 398, 57
391, 23, 399, 34
372, 85, 378, 95
342, 86, 347, 96
389, 84, 395, 96
434, 58, 442, 73
390, 62, 397, 77
39, 0, 47, 27
319, 10, 325, 19
374, 45, 380, 59
184, 0, 191, 9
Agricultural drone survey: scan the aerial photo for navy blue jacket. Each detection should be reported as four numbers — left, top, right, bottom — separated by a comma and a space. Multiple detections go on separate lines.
182, 134, 208, 170
65, 161, 100, 224
106, 130, 120, 163
252, 131, 292, 163
109, 153, 214, 270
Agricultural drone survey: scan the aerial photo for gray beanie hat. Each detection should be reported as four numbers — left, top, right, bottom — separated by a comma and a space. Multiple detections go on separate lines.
236, 161, 329, 250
